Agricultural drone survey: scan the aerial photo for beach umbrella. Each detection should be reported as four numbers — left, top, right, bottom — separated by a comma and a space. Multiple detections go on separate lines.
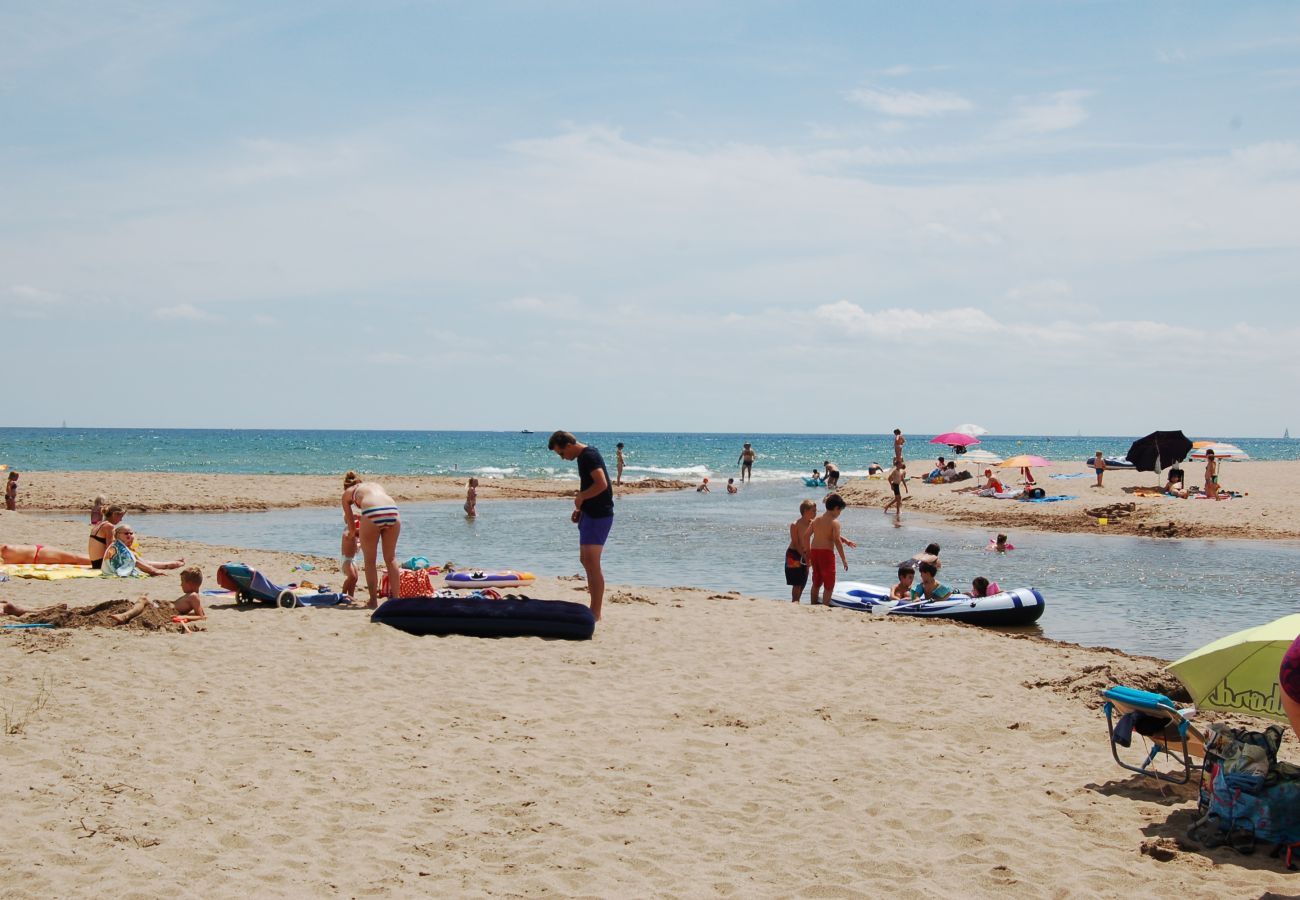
996, 454, 1050, 469
929, 432, 981, 452
1125, 430, 1192, 473
1166, 615, 1300, 723
961, 449, 1004, 465
1190, 442, 1249, 460
954, 423, 988, 437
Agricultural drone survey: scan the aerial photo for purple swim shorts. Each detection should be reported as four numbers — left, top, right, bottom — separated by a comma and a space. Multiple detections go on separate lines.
577, 513, 614, 546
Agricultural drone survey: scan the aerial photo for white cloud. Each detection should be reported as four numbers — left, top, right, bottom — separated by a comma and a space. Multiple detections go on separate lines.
845, 85, 973, 118
154, 303, 215, 321
998, 90, 1092, 136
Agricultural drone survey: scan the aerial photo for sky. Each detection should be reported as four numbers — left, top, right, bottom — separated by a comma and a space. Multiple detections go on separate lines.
2, 0, 1298, 435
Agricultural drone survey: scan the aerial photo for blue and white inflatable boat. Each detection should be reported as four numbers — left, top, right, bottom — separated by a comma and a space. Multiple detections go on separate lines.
829, 581, 1045, 626
1086, 456, 1136, 470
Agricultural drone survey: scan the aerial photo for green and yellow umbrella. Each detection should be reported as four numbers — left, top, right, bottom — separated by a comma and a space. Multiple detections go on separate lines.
1167, 614, 1300, 723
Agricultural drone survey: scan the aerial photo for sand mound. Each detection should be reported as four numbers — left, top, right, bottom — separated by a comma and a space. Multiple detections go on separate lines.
11, 599, 191, 633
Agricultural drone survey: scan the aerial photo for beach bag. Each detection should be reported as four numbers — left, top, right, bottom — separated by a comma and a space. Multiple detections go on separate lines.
381, 567, 434, 598
1026, 487, 1046, 499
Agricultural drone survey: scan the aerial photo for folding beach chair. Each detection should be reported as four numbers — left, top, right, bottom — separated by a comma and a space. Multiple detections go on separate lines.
1102, 685, 1208, 785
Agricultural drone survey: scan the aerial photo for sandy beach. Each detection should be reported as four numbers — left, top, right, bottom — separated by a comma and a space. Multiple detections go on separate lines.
3, 511, 1300, 896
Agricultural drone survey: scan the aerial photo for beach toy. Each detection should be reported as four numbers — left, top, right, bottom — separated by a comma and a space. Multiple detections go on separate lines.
1098, 517, 1108, 526
371, 595, 596, 640
402, 556, 431, 570
292, 562, 315, 573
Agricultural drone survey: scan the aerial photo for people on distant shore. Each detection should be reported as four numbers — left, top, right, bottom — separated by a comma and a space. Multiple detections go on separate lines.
910, 561, 951, 602
0, 543, 92, 565
1092, 451, 1106, 488
1204, 448, 1221, 501
726, 478, 738, 494
738, 443, 756, 482
785, 499, 816, 603
808, 493, 855, 605
976, 469, 1005, 496
90, 495, 106, 525
824, 461, 840, 488
549, 431, 614, 621
5, 471, 18, 511
696, 477, 711, 493
464, 478, 479, 518
616, 442, 626, 485
342, 471, 401, 608
884, 463, 906, 513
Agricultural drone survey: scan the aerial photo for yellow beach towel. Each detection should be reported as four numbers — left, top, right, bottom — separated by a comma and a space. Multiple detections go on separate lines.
0, 563, 104, 581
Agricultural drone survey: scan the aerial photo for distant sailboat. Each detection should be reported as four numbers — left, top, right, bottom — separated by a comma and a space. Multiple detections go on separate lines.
1287, 427, 1292, 440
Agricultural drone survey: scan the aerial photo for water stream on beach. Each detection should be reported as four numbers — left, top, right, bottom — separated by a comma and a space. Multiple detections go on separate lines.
130, 481, 1300, 661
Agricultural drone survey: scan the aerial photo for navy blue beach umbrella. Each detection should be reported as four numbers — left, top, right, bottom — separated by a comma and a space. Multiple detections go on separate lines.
1125, 430, 1192, 473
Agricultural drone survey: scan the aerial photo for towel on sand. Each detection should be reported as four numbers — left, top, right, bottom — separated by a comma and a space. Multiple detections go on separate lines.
1018, 495, 1079, 503
0, 564, 102, 581
1049, 473, 1091, 480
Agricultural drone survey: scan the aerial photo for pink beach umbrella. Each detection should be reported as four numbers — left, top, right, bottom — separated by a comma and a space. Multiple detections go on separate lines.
930, 432, 981, 448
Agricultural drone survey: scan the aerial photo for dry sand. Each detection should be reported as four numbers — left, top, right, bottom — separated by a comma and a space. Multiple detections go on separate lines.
3, 514, 1300, 895
840, 459, 1300, 541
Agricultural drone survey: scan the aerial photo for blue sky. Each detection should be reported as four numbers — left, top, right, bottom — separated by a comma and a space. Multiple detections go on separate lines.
3, 1, 1298, 435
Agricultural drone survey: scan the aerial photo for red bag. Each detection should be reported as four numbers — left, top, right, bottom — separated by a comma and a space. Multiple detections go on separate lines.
381, 568, 434, 598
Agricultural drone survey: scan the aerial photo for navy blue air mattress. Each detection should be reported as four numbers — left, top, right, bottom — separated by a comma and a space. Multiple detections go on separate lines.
371, 596, 596, 640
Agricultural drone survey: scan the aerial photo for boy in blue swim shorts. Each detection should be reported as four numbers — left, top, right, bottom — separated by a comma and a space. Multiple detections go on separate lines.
549, 431, 614, 621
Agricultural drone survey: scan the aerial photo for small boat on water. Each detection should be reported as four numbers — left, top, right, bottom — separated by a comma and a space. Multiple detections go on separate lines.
830, 582, 1045, 626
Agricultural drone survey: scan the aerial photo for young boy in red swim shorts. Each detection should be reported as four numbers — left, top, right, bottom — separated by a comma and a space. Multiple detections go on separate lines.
808, 493, 856, 606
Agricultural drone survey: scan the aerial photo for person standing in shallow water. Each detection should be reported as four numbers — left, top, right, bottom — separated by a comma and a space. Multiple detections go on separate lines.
548, 431, 613, 621
738, 443, 756, 483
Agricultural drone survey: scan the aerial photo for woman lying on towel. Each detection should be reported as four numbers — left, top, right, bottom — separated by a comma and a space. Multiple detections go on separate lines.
1, 543, 92, 565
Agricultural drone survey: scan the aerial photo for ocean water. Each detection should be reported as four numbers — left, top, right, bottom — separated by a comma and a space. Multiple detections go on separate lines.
129, 480, 1300, 661
2, 427, 1297, 479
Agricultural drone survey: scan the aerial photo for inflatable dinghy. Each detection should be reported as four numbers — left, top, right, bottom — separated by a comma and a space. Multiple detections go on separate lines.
444, 570, 536, 588
371, 595, 595, 639
804, 478, 826, 487
1086, 456, 1136, 470
829, 581, 1045, 626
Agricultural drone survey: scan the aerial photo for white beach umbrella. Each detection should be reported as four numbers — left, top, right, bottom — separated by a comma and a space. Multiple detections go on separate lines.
961, 449, 1004, 465
954, 423, 988, 437
1190, 442, 1249, 460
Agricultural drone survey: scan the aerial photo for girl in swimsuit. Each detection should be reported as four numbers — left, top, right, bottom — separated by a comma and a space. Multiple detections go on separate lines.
342, 471, 401, 608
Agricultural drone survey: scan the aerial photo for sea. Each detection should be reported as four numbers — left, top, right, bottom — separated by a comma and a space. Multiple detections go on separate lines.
7, 428, 1300, 661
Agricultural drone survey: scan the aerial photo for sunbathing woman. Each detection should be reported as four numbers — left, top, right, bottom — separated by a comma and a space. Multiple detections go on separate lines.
342, 471, 401, 608
88, 505, 125, 569
0, 544, 92, 565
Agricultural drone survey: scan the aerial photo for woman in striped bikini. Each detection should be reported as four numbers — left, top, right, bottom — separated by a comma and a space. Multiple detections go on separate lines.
342, 471, 401, 608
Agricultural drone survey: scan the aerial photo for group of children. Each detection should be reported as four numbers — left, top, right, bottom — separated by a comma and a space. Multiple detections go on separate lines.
785, 487, 1015, 606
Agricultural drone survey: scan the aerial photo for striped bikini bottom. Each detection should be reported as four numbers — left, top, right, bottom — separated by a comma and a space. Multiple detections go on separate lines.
360, 506, 400, 528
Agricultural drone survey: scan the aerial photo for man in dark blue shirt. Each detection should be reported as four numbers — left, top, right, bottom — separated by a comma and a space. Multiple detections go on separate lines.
548, 430, 613, 620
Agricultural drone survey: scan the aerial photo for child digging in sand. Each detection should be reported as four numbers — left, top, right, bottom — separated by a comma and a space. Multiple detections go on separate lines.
808, 493, 857, 606
110, 565, 207, 628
